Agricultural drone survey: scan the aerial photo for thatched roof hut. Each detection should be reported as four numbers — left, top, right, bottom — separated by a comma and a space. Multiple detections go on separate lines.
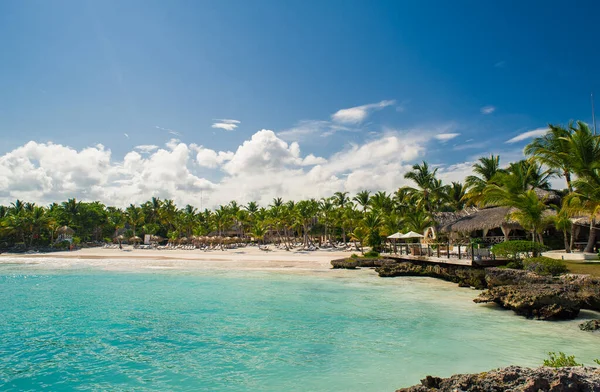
439, 207, 520, 233
57, 225, 75, 235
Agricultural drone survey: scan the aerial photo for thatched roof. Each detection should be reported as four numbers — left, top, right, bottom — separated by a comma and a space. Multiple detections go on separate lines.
533, 188, 561, 204
439, 206, 557, 233
439, 207, 521, 233
57, 225, 75, 235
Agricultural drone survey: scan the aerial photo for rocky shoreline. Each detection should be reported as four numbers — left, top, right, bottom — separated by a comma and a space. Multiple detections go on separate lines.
332, 257, 600, 321
396, 366, 600, 391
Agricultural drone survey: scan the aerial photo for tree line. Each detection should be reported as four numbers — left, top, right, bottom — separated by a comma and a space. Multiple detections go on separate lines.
1, 121, 598, 252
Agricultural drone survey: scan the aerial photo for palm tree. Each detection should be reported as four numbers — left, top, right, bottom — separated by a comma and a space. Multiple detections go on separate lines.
525, 124, 572, 191
362, 212, 383, 251
483, 182, 549, 245
447, 182, 467, 211
552, 201, 573, 253
350, 226, 368, 254
126, 204, 145, 237
319, 198, 336, 246
465, 155, 503, 206
332, 191, 350, 209
369, 191, 393, 215
353, 190, 371, 213
295, 199, 319, 248
403, 161, 445, 213
555, 122, 600, 252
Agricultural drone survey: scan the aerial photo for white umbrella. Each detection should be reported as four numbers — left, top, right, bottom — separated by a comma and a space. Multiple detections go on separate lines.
387, 232, 405, 239
400, 231, 424, 239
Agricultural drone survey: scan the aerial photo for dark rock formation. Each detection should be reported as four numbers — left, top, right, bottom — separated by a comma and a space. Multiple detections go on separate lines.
396, 366, 600, 392
561, 274, 600, 313
580, 319, 600, 331
330, 258, 387, 269
474, 284, 582, 320
376, 261, 487, 289
484, 267, 554, 287
333, 258, 600, 320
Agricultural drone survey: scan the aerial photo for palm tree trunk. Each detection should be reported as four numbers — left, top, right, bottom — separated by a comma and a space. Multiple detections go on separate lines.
563, 229, 571, 253
564, 171, 573, 193
570, 224, 579, 251
584, 219, 596, 253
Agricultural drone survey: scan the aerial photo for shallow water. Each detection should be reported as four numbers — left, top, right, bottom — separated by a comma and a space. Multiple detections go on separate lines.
1, 263, 599, 391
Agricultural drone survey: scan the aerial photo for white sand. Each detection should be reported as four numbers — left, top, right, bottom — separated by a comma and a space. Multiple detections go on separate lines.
0, 245, 363, 275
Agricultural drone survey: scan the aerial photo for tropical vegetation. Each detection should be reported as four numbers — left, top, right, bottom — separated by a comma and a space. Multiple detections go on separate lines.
1, 120, 599, 253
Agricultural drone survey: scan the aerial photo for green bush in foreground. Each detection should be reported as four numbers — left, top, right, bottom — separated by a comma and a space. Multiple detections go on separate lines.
543, 352, 582, 367
363, 250, 380, 258
491, 240, 548, 260
523, 256, 568, 276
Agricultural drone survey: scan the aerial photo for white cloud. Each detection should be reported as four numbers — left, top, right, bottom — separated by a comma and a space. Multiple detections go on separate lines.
0, 126, 535, 209
494, 61, 506, 68
124, 133, 130, 139
331, 100, 395, 124
134, 145, 159, 153
505, 127, 548, 144
278, 120, 352, 142
212, 119, 240, 131
480, 106, 496, 115
435, 133, 460, 141
193, 145, 234, 168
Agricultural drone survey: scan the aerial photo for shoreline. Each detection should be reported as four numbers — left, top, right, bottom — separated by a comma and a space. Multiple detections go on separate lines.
0, 245, 362, 275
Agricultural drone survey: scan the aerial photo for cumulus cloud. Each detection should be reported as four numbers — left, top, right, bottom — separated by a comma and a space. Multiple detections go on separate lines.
0, 127, 516, 209
331, 100, 395, 124
134, 145, 159, 153
480, 106, 496, 115
505, 127, 548, 144
212, 119, 240, 131
435, 133, 460, 141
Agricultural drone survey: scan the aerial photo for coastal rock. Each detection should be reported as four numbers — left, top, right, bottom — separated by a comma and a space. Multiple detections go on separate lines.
484, 267, 554, 287
579, 319, 600, 331
560, 274, 600, 312
396, 366, 600, 392
474, 284, 581, 320
376, 261, 487, 289
330, 258, 388, 269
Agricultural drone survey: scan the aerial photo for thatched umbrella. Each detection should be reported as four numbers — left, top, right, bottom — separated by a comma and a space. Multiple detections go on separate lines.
129, 236, 142, 243
57, 226, 75, 235
150, 235, 164, 243
179, 237, 189, 244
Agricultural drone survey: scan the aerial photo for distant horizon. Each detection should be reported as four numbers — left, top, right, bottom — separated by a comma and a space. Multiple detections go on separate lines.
1, 1, 597, 207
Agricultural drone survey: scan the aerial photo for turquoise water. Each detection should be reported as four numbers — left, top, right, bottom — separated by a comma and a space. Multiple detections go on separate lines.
1, 265, 599, 391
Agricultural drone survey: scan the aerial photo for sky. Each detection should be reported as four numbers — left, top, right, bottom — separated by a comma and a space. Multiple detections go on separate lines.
1, 0, 599, 208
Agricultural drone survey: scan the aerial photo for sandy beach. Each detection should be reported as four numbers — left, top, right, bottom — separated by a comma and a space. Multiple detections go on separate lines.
0, 246, 359, 274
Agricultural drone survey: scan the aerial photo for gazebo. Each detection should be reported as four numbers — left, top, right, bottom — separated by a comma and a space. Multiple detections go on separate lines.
56, 226, 75, 243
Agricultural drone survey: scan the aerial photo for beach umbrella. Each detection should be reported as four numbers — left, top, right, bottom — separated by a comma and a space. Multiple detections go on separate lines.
179, 237, 189, 244
400, 231, 424, 239
150, 235, 164, 243
57, 225, 75, 235
129, 236, 142, 243
387, 232, 404, 239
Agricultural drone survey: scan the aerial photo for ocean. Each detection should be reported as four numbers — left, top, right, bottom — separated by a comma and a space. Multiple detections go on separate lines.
1, 263, 599, 391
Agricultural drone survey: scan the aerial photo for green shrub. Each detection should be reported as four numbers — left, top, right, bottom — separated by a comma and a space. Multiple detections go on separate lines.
363, 250, 380, 258
491, 240, 548, 260
523, 256, 568, 276
595, 359, 600, 366
350, 253, 359, 259
505, 260, 524, 270
543, 352, 582, 367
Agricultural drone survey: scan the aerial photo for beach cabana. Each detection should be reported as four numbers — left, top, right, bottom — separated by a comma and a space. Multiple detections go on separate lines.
56, 225, 75, 243
439, 206, 523, 244
387, 232, 404, 253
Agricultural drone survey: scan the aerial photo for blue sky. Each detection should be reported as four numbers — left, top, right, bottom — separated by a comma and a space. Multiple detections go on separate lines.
1, 1, 599, 206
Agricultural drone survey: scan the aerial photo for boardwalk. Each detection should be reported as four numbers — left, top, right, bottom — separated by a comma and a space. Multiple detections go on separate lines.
384, 254, 507, 267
